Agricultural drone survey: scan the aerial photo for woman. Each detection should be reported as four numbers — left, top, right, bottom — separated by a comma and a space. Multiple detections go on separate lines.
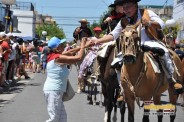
43, 36, 87, 122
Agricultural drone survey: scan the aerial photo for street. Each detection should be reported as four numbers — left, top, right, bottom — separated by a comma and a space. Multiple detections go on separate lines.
0, 66, 184, 122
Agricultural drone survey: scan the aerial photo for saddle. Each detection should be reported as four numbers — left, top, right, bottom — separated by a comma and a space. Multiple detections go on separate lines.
143, 49, 180, 78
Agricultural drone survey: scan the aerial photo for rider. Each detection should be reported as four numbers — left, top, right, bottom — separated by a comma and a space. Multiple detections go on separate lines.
73, 19, 93, 93
73, 19, 92, 42
88, 0, 183, 93
101, 0, 125, 101
101, 0, 125, 34
77, 27, 102, 93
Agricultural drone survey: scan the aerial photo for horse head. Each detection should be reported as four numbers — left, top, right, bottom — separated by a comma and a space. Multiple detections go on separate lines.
121, 24, 140, 64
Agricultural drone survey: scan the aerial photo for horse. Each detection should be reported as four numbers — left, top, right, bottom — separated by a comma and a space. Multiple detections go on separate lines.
97, 44, 125, 122
82, 57, 102, 106
120, 24, 183, 122
179, 59, 184, 107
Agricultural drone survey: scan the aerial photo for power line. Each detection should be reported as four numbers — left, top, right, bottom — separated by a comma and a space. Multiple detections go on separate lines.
37, 6, 106, 9
52, 16, 101, 19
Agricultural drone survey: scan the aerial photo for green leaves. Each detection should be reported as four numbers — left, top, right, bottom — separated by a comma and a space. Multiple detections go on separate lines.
36, 24, 65, 39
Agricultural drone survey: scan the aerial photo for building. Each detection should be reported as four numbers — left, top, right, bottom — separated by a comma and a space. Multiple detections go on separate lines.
173, 0, 184, 41
139, 5, 173, 20
0, 3, 5, 32
10, 1, 36, 37
35, 12, 56, 27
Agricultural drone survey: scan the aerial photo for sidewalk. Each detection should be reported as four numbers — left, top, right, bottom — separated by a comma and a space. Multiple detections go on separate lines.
0, 71, 34, 108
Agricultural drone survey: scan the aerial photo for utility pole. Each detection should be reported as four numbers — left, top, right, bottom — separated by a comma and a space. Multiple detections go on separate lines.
4, 5, 10, 33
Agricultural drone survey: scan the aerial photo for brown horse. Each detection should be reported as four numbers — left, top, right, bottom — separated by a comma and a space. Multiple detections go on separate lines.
179, 59, 184, 106
120, 25, 183, 122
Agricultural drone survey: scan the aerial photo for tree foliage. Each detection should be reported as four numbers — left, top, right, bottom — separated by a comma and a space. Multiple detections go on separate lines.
162, 23, 180, 39
36, 24, 65, 39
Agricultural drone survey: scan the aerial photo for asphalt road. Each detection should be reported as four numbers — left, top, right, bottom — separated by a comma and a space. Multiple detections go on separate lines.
0, 66, 184, 122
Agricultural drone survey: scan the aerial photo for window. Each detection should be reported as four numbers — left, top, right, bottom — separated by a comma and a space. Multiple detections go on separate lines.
177, 0, 184, 4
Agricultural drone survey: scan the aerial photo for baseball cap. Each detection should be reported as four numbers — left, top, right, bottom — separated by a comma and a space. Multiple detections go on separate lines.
48, 37, 66, 49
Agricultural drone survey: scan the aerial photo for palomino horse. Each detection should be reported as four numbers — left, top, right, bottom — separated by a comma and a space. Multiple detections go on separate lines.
98, 45, 125, 122
120, 24, 183, 122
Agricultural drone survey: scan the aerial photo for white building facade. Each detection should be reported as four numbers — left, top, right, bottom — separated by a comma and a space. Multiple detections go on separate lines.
173, 0, 184, 40
11, 2, 36, 37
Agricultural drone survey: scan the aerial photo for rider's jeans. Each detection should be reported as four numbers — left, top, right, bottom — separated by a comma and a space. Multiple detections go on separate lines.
143, 41, 174, 78
159, 52, 174, 78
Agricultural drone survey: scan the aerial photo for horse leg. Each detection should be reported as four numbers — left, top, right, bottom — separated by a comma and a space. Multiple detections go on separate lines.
180, 94, 184, 107
92, 82, 97, 105
168, 87, 178, 122
99, 81, 103, 107
104, 88, 114, 122
119, 101, 126, 122
142, 108, 150, 122
93, 83, 98, 105
89, 84, 93, 104
126, 97, 135, 122
153, 95, 163, 122
112, 89, 119, 122
104, 101, 113, 122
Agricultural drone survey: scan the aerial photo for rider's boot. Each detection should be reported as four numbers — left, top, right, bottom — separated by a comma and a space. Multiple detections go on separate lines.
160, 52, 183, 94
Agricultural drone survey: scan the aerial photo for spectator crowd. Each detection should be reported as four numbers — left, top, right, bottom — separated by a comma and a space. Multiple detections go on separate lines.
0, 32, 49, 93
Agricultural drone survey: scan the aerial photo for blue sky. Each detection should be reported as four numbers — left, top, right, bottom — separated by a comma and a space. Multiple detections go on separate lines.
20, 0, 173, 41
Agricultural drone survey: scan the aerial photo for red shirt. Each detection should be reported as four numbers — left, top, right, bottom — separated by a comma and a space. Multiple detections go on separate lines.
1, 41, 11, 61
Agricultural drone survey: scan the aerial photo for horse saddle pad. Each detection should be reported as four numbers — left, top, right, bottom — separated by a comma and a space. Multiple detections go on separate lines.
97, 40, 116, 58
144, 52, 161, 73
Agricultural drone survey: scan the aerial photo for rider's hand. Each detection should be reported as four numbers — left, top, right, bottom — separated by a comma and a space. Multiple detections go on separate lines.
85, 39, 95, 48
75, 27, 81, 35
142, 18, 151, 27
104, 17, 112, 24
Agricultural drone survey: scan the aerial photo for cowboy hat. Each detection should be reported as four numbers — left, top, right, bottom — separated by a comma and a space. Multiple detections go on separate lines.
109, 0, 124, 7
121, 0, 141, 4
79, 19, 89, 23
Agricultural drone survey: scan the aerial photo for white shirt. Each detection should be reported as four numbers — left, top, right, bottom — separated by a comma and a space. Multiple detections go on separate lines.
110, 9, 165, 45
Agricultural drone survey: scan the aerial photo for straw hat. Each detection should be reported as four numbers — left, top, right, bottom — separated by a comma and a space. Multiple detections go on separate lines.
79, 19, 89, 23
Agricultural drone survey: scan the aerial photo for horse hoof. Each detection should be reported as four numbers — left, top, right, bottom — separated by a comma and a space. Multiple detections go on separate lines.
77, 89, 82, 94
93, 102, 96, 106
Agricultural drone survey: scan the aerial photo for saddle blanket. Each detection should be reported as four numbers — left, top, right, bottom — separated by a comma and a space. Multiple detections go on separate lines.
145, 53, 161, 73
97, 40, 116, 58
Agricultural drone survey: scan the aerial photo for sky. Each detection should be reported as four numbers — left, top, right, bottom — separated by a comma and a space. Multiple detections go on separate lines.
19, 0, 173, 41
